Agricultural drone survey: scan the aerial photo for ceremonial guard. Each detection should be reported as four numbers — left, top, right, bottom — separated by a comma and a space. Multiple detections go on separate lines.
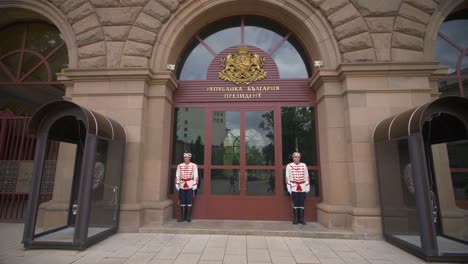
175, 153, 198, 222
285, 152, 310, 225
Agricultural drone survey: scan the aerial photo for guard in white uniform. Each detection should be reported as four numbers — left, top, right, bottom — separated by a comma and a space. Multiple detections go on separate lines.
175, 153, 198, 222
285, 152, 310, 225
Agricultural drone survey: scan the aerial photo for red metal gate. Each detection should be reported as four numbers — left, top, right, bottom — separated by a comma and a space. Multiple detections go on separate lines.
0, 109, 56, 221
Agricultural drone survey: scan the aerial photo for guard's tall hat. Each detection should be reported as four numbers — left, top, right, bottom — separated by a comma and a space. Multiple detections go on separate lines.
183, 153, 192, 158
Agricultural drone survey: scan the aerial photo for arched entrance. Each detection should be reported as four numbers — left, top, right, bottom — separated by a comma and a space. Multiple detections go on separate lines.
168, 16, 320, 221
0, 20, 68, 221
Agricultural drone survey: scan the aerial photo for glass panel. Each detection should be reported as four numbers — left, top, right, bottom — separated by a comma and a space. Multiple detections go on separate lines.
281, 107, 317, 166
211, 169, 240, 195
0, 66, 12, 82
244, 26, 284, 53
439, 19, 468, 49
438, 78, 460, 97
20, 52, 41, 79
204, 27, 241, 54
464, 78, 468, 98
212, 111, 240, 166
375, 139, 422, 249
0, 24, 25, 56
272, 40, 308, 78
246, 169, 275, 196
2, 53, 20, 78
308, 170, 319, 197
171, 108, 205, 165
431, 142, 468, 252
25, 63, 48, 82
48, 46, 68, 81
179, 40, 214, 80
88, 139, 121, 237
26, 23, 63, 57
199, 17, 240, 54
170, 168, 176, 194
434, 35, 461, 75
461, 56, 468, 75
34, 140, 75, 242
246, 111, 274, 166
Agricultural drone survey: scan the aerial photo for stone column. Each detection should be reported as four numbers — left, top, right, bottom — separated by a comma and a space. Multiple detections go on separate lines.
139, 72, 176, 226
62, 68, 153, 232
312, 62, 442, 235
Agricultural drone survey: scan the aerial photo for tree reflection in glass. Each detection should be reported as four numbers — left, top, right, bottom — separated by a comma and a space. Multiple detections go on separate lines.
246, 111, 274, 166
211, 111, 240, 165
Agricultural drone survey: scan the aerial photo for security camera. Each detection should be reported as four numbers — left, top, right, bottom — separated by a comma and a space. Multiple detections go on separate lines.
314, 61, 323, 68
166, 64, 175, 71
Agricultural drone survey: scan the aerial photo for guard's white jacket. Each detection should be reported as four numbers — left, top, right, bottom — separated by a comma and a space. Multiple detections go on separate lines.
285, 162, 310, 193
175, 162, 199, 191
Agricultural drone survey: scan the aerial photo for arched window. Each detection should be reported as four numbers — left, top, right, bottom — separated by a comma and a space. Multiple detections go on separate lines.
0, 22, 68, 115
434, 5, 468, 215
177, 16, 312, 80
434, 7, 468, 97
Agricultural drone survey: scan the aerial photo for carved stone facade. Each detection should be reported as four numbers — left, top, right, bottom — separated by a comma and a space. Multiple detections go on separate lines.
0, 0, 462, 234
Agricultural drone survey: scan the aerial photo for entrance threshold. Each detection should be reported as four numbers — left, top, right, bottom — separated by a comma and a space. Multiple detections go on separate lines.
139, 220, 375, 239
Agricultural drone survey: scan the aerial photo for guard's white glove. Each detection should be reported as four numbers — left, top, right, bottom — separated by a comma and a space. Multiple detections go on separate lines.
305, 185, 310, 193
175, 185, 180, 191
192, 186, 197, 191
287, 186, 291, 194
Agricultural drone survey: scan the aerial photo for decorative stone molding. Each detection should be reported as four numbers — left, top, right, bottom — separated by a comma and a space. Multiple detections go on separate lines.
4, 0, 449, 69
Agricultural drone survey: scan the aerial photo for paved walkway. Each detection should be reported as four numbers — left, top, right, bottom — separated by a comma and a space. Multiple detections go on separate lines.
0, 223, 449, 264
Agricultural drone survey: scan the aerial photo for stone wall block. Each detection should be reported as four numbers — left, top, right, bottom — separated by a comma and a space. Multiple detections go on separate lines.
158, 0, 179, 12
342, 48, 375, 62
371, 33, 391, 61
308, 0, 325, 8
123, 41, 152, 57
365, 17, 394, 33
120, 55, 148, 67
103, 26, 131, 41
334, 17, 367, 40
96, 7, 142, 25
60, 0, 87, 14
144, 0, 171, 22
78, 42, 106, 59
319, 0, 349, 16
121, 0, 149, 6
107, 42, 125, 68
128, 26, 158, 45
404, 0, 437, 14
72, 14, 100, 35
328, 3, 361, 27
90, 0, 120, 7
394, 16, 425, 38
67, 2, 94, 24
79, 56, 106, 68
391, 48, 424, 61
399, 3, 430, 24
135, 12, 162, 33
392, 32, 423, 51
338, 32, 373, 53
76, 27, 104, 47
350, 0, 401, 16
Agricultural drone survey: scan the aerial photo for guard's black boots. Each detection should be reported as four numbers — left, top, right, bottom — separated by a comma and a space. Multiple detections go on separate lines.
177, 206, 186, 222
292, 208, 299, 225
299, 208, 306, 225
186, 206, 192, 222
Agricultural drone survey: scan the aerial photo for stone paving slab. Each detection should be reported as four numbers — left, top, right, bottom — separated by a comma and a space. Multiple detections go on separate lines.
0, 223, 456, 264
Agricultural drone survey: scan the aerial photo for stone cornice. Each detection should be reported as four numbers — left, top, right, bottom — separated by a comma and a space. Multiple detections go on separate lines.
310, 62, 448, 91
59, 68, 154, 82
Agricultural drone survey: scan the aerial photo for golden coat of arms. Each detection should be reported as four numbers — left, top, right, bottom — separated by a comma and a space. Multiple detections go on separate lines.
219, 46, 267, 85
